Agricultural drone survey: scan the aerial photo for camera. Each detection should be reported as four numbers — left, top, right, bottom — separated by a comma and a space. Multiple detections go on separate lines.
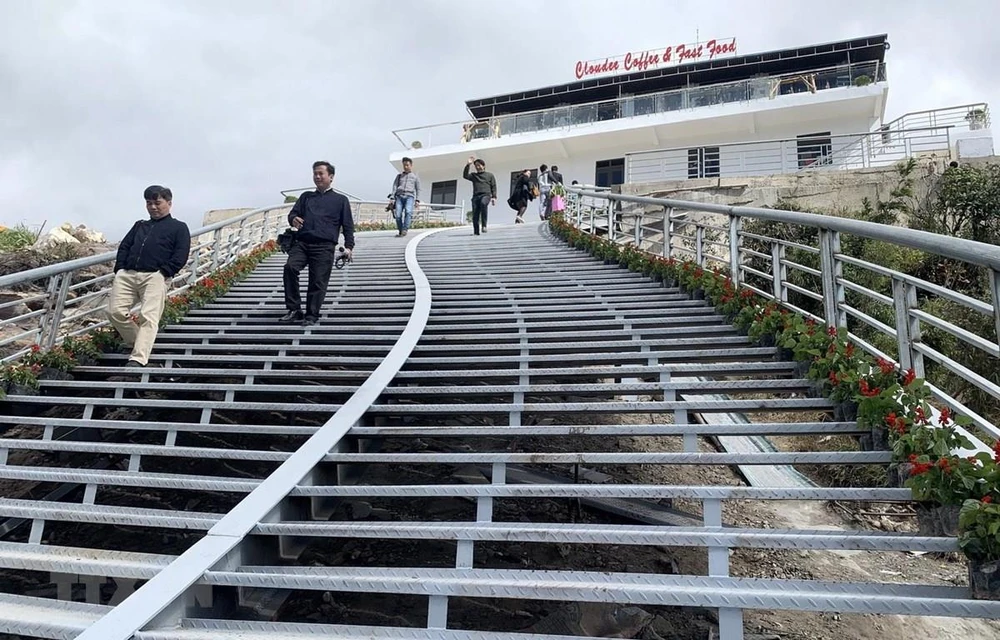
334, 246, 352, 270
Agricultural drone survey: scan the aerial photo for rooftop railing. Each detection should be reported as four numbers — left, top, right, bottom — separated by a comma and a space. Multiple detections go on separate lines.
392, 61, 887, 151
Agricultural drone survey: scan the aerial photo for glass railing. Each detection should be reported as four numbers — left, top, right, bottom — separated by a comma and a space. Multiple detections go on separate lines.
391, 61, 886, 150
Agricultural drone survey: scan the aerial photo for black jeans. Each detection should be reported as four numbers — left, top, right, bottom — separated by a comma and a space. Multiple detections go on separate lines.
283, 241, 335, 319
471, 194, 490, 234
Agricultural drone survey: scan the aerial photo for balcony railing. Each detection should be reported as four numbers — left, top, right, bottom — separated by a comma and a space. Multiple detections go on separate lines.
624, 103, 990, 183
392, 61, 887, 151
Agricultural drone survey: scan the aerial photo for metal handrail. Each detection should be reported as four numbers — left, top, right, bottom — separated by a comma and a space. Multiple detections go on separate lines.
0, 204, 293, 360
391, 61, 886, 150
565, 187, 1000, 443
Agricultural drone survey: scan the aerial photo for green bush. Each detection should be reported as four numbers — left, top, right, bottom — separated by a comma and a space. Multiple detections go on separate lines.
0, 225, 37, 252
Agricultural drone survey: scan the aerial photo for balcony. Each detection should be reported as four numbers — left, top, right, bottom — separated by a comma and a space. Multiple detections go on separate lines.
391, 61, 887, 153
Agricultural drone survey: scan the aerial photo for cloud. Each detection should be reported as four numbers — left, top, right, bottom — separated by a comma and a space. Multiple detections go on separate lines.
1, 0, 995, 240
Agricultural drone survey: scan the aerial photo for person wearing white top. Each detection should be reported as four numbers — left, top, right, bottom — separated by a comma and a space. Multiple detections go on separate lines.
537, 164, 553, 220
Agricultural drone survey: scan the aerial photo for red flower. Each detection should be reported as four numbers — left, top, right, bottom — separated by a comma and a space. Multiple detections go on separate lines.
937, 457, 952, 473
859, 379, 880, 397
902, 369, 916, 386
914, 406, 927, 424
908, 454, 918, 463
911, 462, 933, 475
893, 417, 907, 435
884, 412, 897, 427
805, 318, 817, 327
845, 343, 855, 358
829, 371, 840, 385
983, 496, 994, 504
826, 326, 838, 337
993, 441, 1000, 464
938, 407, 951, 425
30, 344, 41, 353
876, 357, 894, 375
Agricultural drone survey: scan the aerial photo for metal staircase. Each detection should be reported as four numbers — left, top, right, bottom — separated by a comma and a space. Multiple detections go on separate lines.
0, 216, 999, 639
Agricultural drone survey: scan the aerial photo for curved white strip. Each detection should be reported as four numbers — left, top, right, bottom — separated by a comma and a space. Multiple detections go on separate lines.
76, 228, 449, 640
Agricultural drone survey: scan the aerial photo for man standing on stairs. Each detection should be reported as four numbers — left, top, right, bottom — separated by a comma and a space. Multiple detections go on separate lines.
463, 156, 496, 236
389, 157, 421, 237
280, 161, 355, 327
108, 185, 191, 368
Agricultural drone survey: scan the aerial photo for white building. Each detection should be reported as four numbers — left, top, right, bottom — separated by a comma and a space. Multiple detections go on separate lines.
387, 34, 989, 225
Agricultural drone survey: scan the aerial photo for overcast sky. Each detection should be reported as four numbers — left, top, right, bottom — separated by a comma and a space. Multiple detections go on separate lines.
2, 0, 996, 239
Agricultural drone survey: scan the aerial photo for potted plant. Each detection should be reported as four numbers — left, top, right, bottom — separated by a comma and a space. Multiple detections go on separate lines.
60, 334, 102, 366
966, 109, 987, 131
21, 344, 76, 380
853, 75, 872, 87
1, 363, 41, 396
959, 498, 1000, 599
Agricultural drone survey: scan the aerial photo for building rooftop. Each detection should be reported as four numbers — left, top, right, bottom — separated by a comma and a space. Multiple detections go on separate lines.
465, 34, 888, 119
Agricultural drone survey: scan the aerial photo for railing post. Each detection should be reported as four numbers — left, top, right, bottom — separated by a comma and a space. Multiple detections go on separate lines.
634, 209, 642, 247
771, 242, 787, 302
728, 213, 741, 285
695, 225, 704, 267
893, 277, 925, 378
38, 273, 72, 349
991, 269, 1000, 352
589, 205, 595, 235
188, 235, 201, 286
662, 207, 672, 259
210, 228, 223, 272
607, 203, 615, 242
818, 229, 845, 327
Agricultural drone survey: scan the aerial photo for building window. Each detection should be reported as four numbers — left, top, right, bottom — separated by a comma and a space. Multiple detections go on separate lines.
430, 180, 457, 205
595, 158, 625, 188
797, 132, 832, 168
509, 169, 538, 197
687, 147, 720, 179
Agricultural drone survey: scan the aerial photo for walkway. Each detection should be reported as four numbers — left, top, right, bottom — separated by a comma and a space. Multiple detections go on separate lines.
0, 224, 996, 640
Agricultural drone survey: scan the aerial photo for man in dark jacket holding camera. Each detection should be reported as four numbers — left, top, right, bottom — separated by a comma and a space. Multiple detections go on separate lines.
280, 161, 355, 327
108, 185, 191, 367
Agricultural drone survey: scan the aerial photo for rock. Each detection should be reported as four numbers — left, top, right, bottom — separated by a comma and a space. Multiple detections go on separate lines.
525, 602, 654, 637
34, 226, 81, 248
0, 292, 32, 321
70, 224, 106, 244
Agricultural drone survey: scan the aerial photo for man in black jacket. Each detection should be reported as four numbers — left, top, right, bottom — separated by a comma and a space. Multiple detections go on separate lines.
462, 156, 496, 236
281, 161, 355, 326
108, 185, 191, 367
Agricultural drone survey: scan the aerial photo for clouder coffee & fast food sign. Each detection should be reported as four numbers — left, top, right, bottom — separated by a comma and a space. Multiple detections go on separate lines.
574, 38, 738, 80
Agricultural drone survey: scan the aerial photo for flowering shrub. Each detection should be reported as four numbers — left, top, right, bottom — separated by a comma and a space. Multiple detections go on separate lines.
549, 210, 1000, 563
60, 334, 102, 361
22, 344, 77, 372
0, 363, 41, 390
355, 220, 460, 233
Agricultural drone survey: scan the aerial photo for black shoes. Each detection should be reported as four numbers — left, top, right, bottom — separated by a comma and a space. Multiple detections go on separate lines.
279, 310, 304, 323
125, 360, 143, 368
302, 317, 318, 327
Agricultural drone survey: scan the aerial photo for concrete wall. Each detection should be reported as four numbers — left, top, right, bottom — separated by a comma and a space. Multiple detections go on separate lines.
618, 158, 964, 217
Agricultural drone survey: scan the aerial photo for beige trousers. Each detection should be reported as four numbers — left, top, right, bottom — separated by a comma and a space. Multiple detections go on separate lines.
106, 270, 167, 366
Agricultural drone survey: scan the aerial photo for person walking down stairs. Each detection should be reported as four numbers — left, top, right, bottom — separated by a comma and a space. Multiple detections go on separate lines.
462, 156, 497, 236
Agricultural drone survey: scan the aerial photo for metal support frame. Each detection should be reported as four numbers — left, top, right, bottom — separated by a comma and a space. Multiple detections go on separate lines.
818, 229, 845, 328
893, 277, 925, 378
